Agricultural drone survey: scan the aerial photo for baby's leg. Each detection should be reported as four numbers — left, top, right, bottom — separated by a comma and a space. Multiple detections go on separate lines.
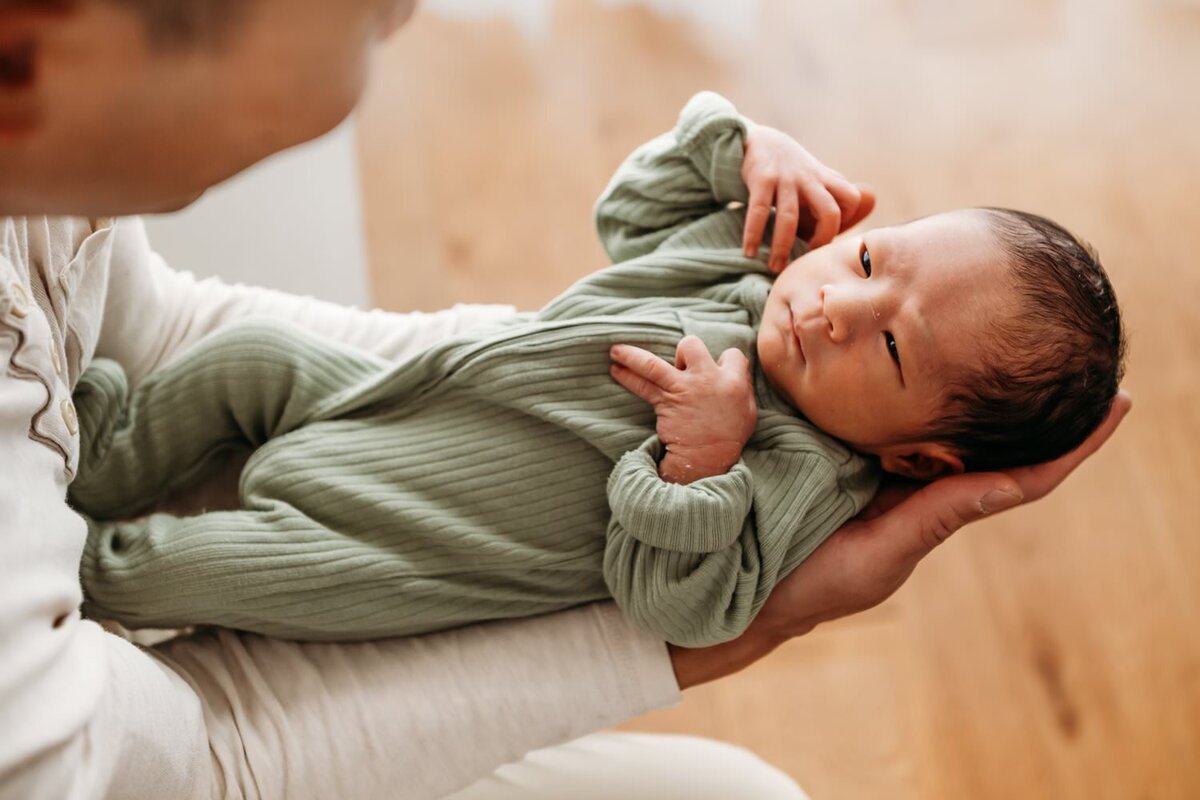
80, 504, 433, 641
70, 320, 385, 519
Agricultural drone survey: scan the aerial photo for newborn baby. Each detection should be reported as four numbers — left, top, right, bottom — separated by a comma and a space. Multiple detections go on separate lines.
69, 92, 1125, 647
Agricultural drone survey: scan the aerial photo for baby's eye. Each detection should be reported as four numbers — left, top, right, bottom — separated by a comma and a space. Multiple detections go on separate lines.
859, 243, 872, 277
885, 332, 901, 366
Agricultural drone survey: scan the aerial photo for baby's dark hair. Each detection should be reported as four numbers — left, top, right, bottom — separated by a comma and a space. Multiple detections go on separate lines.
929, 208, 1127, 471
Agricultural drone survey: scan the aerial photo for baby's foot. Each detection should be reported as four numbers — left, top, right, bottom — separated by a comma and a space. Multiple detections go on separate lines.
70, 359, 130, 509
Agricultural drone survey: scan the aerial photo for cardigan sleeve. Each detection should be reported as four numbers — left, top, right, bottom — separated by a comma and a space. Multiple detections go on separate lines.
593, 91, 751, 264
95, 217, 520, 390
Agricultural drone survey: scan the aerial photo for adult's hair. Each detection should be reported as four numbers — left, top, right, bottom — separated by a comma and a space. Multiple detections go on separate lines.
931, 208, 1127, 471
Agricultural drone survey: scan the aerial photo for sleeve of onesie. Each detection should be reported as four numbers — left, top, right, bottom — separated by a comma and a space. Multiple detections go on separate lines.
602, 435, 866, 648
536, 92, 780, 322
601, 435, 765, 648
592, 91, 751, 264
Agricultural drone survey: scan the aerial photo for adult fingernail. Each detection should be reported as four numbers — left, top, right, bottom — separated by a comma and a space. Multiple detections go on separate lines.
979, 488, 1022, 514
744, 245, 755, 257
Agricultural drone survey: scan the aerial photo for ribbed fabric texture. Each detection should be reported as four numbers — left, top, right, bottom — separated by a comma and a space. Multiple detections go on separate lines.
70, 92, 879, 647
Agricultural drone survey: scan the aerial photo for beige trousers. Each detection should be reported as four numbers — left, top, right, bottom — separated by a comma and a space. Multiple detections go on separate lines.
448, 732, 808, 799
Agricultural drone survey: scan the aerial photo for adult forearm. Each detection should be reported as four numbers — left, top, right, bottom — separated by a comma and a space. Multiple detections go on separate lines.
152, 603, 678, 800
9, 604, 678, 800
97, 217, 517, 388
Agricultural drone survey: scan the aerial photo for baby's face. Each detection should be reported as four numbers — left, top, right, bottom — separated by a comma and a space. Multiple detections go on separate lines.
758, 209, 1016, 466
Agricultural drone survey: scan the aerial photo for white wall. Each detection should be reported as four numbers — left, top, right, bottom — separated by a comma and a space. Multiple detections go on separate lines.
142, 118, 370, 308
422, 0, 758, 42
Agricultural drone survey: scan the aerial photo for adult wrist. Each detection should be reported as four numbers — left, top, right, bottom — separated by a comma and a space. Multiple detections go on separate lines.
666, 628, 787, 690
666, 608, 828, 689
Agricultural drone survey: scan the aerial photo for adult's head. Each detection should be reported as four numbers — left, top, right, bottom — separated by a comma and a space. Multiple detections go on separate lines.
0, 0, 415, 215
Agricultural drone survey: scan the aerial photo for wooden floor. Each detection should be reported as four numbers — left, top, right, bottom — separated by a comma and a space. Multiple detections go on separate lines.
356, 2, 1200, 797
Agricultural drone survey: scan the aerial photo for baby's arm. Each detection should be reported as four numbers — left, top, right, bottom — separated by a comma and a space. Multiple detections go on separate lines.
593, 92, 751, 263
603, 436, 761, 647
604, 336, 769, 646
603, 435, 866, 647
594, 91, 871, 268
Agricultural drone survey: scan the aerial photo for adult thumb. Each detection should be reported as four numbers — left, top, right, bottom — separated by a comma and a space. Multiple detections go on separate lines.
895, 473, 1025, 557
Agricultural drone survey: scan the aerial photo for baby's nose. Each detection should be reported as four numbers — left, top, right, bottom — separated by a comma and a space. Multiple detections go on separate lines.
820, 286, 854, 344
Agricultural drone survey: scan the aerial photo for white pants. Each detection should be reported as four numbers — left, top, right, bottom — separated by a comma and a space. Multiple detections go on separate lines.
447, 732, 808, 799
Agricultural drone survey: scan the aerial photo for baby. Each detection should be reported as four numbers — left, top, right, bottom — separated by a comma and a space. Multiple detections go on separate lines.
69, 92, 1125, 647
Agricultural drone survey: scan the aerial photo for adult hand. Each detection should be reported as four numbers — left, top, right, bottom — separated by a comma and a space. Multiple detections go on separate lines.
669, 389, 1132, 689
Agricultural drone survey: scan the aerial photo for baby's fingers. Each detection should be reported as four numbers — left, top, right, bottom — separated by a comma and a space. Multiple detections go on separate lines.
716, 347, 750, 373
802, 180, 842, 249
675, 335, 716, 371
610, 344, 679, 391
825, 176, 862, 232
826, 178, 877, 233
769, 185, 800, 273
609, 364, 664, 405
842, 184, 876, 231
742, 180, 774, 258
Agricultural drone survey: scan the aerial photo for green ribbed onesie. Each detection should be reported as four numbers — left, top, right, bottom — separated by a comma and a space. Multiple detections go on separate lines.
70, 92, 879, 647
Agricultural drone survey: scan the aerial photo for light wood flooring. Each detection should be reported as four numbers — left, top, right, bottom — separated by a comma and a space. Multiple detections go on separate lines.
356, 1, 1200, 797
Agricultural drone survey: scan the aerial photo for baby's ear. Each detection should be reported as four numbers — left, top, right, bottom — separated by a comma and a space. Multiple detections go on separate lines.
878, 444, 965, 480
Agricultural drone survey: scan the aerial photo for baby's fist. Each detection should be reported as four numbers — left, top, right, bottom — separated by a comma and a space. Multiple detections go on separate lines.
610, 337, 758, 484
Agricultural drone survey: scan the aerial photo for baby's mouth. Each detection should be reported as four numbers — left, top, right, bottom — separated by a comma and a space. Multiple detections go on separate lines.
788, 307, 806, 364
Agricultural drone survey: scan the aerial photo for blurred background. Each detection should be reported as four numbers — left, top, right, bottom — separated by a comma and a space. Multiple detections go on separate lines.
146, 1, 1199, 797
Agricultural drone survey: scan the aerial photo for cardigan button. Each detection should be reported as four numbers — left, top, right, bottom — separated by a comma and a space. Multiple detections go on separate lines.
7, 281, 30, 319
60, 398, 79, 436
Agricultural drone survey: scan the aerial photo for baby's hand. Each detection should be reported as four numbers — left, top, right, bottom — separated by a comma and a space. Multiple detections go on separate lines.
610, 336, 757, 484
741, 123, 875, 272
